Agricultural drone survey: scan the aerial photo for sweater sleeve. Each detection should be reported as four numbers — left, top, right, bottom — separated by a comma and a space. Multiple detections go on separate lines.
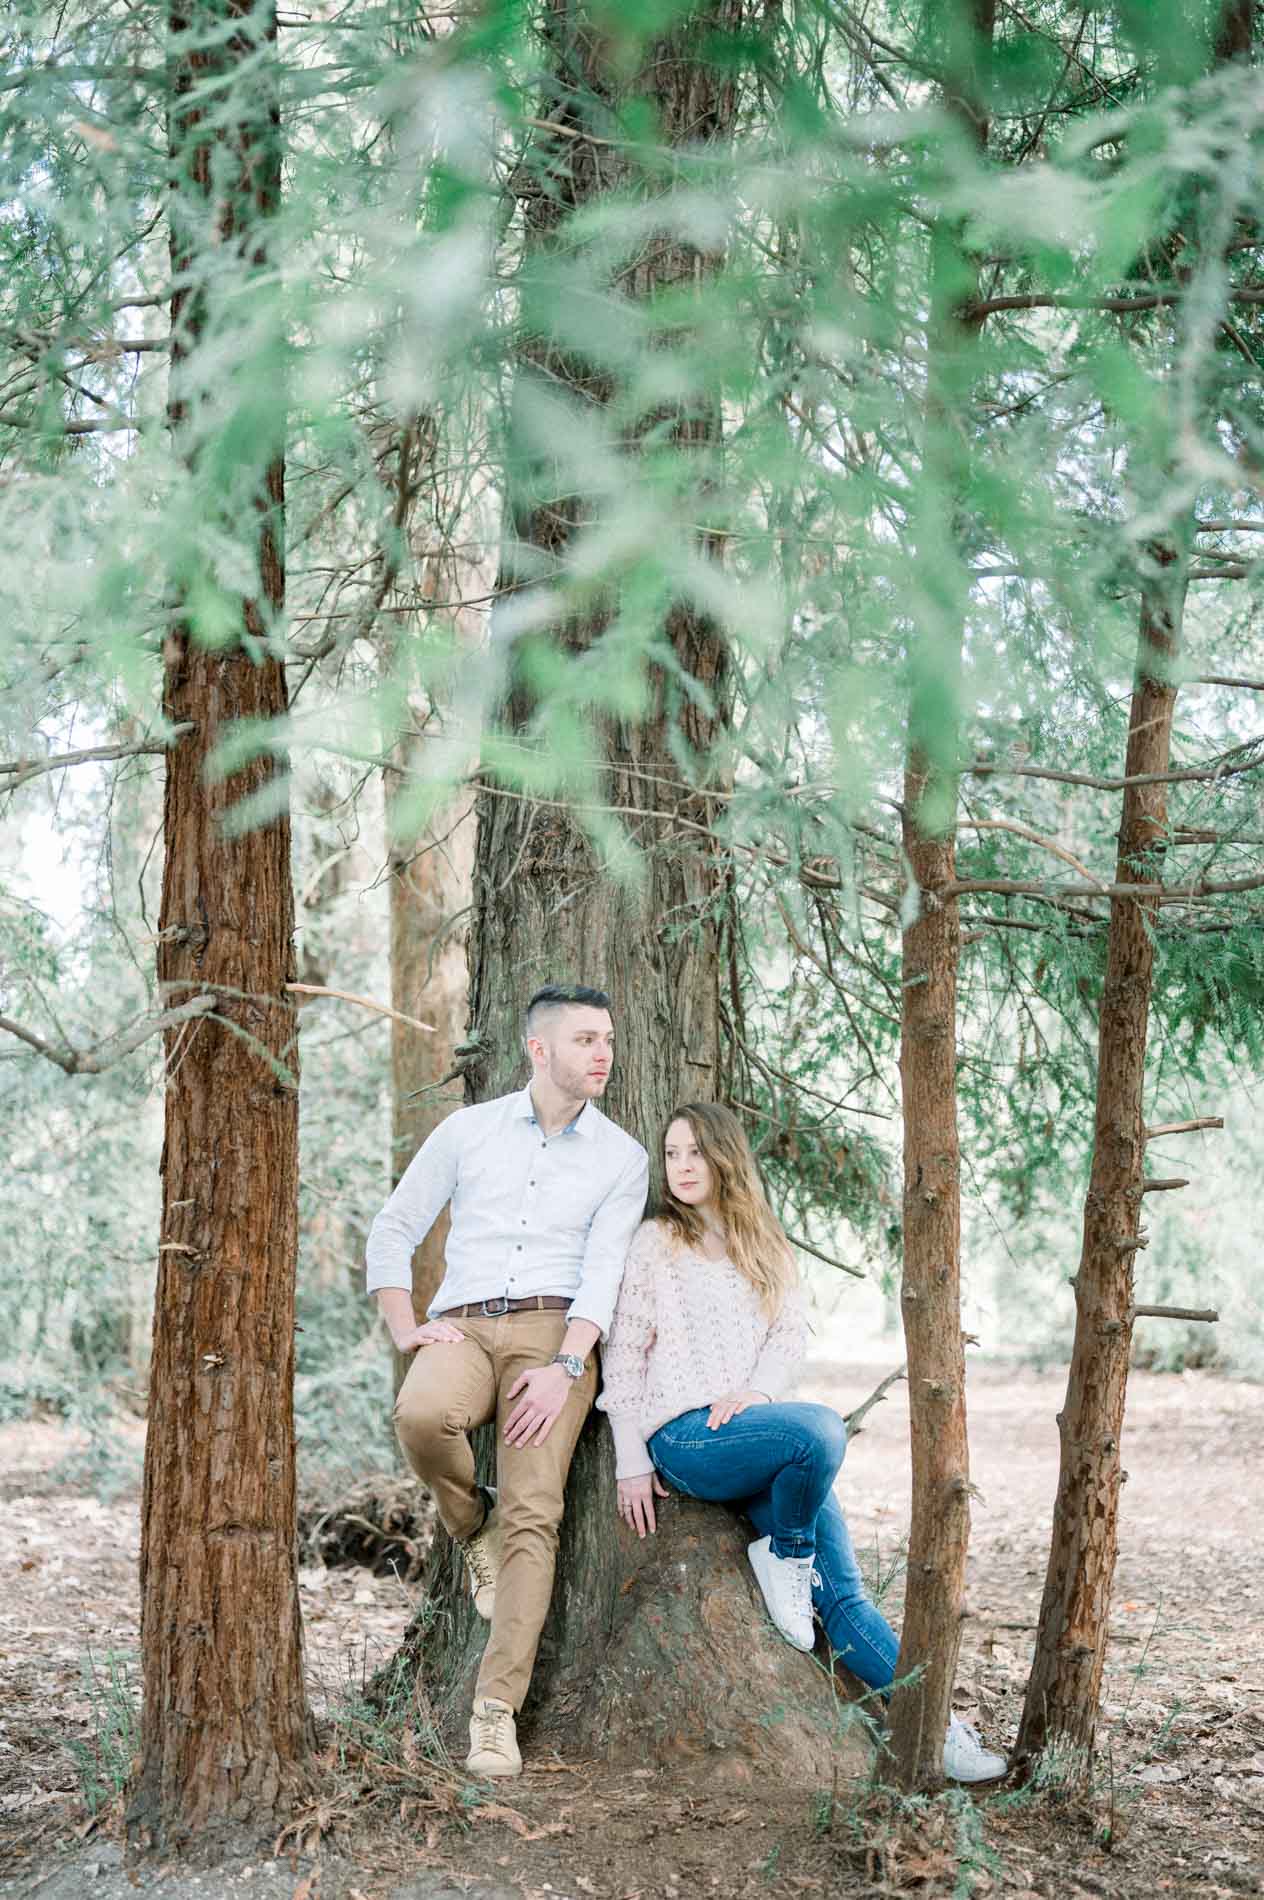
596, 1220, 660, 1480
750, 1282, 810, 1401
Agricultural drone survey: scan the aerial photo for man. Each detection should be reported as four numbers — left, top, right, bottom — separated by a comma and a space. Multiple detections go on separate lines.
366, 982, 649, 1778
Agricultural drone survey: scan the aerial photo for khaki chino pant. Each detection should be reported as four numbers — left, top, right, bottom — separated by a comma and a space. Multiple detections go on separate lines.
393, 1309, 597, 1711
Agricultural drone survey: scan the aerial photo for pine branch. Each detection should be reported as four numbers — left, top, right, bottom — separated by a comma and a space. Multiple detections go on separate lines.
0, 406, 140, 435
946, 871, 1264, 902
967, 284, 1264, 319
966, 745, 1264, 793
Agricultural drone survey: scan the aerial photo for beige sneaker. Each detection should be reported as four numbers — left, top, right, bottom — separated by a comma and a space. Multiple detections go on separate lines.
459, 1496, 502, 1620
466, 1697, 522, 1778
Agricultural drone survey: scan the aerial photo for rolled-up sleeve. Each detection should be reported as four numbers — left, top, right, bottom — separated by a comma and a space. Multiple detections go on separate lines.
566, 1145, 650, 1338
365, 1113, 462, 1294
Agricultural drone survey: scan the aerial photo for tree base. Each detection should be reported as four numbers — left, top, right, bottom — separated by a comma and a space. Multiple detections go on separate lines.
398, 1480, 875, 1784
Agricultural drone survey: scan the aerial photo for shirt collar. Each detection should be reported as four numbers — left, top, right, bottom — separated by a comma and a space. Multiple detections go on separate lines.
513, 1084, 597, 1139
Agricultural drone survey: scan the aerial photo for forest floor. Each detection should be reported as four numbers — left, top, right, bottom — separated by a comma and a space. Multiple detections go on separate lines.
1, 1359, 1262, 1900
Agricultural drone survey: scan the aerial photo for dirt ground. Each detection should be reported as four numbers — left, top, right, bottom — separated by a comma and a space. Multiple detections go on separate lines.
1, 1358, 1262, 1900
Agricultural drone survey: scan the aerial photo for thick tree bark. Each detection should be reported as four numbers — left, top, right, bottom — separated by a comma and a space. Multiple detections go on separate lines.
385, 3, 870, 1776
129, 0, 310, 1847
1014, 0, 1254, 1780
887, 0, 994, 1792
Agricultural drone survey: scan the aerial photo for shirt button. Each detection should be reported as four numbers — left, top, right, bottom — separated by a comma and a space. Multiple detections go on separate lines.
516, 1244, 523, 1252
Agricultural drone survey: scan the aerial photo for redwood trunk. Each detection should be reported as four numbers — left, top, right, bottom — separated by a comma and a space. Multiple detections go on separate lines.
129, 0, 310, 1845
1015, 557, 1187, 1773
391, 5, 869, 1775
887, 0, 994, 1791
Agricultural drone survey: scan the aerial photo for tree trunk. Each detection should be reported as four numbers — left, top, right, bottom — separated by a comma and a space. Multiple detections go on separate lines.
887, 0, 994, 1792
128, 0, 310, 1848
387, 2, 869, 1778
385, 529, 482, 1354
1014, 0, 1253, 1780
1014, 556, 1186, 1776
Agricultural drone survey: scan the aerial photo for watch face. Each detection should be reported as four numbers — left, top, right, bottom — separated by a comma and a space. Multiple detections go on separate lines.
556, 1353, 584, 1378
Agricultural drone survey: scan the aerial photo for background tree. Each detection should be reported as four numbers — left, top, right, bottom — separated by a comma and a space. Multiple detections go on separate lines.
130, 0, 311, 1845
889, 0, 995, 1792
1016, 0, 1260, 1779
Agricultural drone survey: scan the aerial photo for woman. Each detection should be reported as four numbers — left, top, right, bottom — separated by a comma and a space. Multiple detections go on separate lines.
598, 1101, 1005, 1784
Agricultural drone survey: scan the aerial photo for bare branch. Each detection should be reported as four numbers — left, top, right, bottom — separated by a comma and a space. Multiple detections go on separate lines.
1131, 1304, 1219, 1323
959, 816, 1099, 883
0, 993, 217, 1074
286, 982, 434, 1033
844, 1363, 907, 1436
1144, 1117, 1224, 1139
782, 1229, 866, 1279
0, 725, 194, 791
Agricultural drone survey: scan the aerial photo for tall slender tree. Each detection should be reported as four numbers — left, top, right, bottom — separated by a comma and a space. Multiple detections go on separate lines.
888, 0, 996, 1792
128, 0, 311, 1844
1016, 0, 1257, 1778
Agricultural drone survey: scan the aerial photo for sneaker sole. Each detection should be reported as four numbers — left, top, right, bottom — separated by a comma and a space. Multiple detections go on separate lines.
465, 1754, 523, 1778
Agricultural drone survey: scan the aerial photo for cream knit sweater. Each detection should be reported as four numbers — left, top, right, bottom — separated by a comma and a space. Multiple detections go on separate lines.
597, 1217, 811, 1479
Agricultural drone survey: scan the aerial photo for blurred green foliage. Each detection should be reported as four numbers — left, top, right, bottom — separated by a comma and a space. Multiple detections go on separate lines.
2, 0, 1264, 1431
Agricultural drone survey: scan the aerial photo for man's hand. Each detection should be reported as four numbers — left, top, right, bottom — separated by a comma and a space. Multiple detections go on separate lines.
707, 1390, 770, 1429
617, 1472, 670, 1538
503, 1363, 572, 1447
394, 1318, 465, 1353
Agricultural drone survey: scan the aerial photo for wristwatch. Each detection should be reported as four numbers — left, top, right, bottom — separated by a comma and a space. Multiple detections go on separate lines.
551, 1352, 586, 1381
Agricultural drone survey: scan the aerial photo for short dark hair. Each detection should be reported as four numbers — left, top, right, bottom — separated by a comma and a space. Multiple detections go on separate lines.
524, 983, 612, 1039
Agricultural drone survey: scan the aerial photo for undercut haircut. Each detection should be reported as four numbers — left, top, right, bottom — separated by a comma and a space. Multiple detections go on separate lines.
524, 983, 612, 1043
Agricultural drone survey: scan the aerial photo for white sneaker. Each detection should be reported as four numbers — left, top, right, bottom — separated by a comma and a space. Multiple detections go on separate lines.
459, 1489, 501, 1620
466, 1697, 522, 1778
747, 1535, 815, 1651
943, 1715, 1007, 1784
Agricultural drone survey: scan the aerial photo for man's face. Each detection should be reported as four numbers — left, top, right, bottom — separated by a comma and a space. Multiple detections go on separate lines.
529, 1006, 616, 1100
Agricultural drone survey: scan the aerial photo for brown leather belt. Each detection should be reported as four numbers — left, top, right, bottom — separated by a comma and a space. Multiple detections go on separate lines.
439, 1295, 571, 1318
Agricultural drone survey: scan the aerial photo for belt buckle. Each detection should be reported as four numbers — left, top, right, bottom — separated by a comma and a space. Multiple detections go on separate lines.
481, 1296, 510, 1317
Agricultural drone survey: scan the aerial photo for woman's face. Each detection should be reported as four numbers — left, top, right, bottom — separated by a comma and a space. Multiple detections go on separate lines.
664, 1118, 716, 1212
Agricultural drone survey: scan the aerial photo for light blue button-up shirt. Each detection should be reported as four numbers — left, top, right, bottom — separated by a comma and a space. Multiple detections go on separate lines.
365, 1086, 650, 1338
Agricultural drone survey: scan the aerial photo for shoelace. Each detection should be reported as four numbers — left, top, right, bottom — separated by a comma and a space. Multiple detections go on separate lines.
787, 1558, 815, 1620
472, 1706, 513, 1751
949, 1718, 984, 1754
464, 1534, 495, 1592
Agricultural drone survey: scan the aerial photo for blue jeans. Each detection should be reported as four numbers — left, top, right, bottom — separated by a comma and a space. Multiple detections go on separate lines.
647, 1402, 900, 1693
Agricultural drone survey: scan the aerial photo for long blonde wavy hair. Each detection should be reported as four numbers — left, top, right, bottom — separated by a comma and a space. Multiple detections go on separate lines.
653, 1102, 798, 1319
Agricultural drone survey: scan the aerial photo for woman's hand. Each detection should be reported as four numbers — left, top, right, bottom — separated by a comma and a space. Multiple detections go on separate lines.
706, 1390, 770, 1429
394, 1318, 465, 1353
617, 1472, 670, 1538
